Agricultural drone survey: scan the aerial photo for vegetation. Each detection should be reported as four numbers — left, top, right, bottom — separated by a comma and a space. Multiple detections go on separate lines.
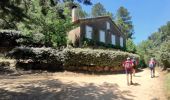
116, 6, 134, 39
91, 2, 114, 19
137, 22, 170, 69
0, 0, 92, 47
0, 30, 26, 47
126, 39, 136, 53
165, 73, 170, 99
8, 47, 139, 72
64, 48, 139, 68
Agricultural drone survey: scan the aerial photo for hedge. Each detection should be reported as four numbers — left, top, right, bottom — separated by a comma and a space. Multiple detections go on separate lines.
63, 48, 139, 71
8, 47, 64, 70
8, 47, 139, 72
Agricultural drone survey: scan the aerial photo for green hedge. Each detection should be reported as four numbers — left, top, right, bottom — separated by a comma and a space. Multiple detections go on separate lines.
8, 47, 139, 72
63, 48, 139, 71
8, 47, 64, 70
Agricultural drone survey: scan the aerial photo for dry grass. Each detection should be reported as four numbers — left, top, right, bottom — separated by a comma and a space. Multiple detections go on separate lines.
165, 73, 170, 99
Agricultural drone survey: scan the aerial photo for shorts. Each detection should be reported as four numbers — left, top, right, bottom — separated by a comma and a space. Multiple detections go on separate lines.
125, 68, 133, 74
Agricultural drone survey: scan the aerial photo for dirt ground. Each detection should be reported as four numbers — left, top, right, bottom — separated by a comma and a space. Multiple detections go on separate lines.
0, 68, 167, 100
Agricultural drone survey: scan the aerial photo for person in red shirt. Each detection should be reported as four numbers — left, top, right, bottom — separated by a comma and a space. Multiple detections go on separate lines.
123, 57, 134, 85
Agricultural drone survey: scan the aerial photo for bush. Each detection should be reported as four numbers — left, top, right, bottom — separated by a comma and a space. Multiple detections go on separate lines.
8, 47, 140, 72
8, 47, 64, 70
63, 48, 139, 71
160, 41, 170, 69
0, 30, 26, 47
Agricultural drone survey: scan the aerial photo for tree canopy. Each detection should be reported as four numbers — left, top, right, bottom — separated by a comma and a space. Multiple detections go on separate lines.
0, 0, 92, 47
116, 6, 134, 39
137, 21, 170, 69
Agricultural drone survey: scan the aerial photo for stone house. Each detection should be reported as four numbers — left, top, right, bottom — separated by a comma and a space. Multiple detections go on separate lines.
68, 7, 126, 48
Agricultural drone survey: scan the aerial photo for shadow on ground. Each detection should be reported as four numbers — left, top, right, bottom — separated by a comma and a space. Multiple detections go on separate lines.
0, 79, 134, 100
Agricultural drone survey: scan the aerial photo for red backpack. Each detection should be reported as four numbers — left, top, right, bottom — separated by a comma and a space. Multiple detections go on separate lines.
124, 61, 133, 69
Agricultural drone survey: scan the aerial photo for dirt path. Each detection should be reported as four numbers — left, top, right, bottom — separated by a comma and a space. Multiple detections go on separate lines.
0, 68, 166, 100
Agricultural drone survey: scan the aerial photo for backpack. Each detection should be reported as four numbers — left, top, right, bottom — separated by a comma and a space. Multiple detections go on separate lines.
125, 61, 132, 69
132, 59, 136, 66
149, 61, 155, 68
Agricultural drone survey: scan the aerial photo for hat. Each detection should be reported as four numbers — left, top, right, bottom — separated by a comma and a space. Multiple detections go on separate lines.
151, 58, 154, 60
127, 57, 130, 60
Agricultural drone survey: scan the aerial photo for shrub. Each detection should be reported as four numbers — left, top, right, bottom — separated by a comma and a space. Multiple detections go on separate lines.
8, 47, 140, 72
160, 41, 170, 69
8, 47, 64, 70
63, 48, 139, 71
0, 30, 26, 47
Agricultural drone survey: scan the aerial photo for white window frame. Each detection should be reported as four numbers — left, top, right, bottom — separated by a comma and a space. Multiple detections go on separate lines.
106, 21, 110, 29
85, 25, 92, 39
99, 30, 105, 43
111, 34, 116, 45
120, 37, 124, 47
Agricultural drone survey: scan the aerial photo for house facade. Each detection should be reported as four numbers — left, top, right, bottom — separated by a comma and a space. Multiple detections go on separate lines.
68, 7, 126, 48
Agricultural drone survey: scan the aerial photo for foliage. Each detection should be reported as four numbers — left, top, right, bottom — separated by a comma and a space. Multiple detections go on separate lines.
137, 21, 170, 68
0, 0, 92, 47
160, 40, 170, 68
91, 2, 114, 20
0, 0, 29, 29
116, 6, 134, 39
8, 47, 139, 71
63, 48, 139, 69
91, 2, 106, 17
76, 4, 88, 18
8, 47, 65, 70
126, 39, 136, 53
0, 30, 27, 47
82, 38, 126, 50
16, 0, 73, 47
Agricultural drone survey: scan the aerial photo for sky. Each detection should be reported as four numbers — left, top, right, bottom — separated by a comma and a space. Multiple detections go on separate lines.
80, 0, 170, 45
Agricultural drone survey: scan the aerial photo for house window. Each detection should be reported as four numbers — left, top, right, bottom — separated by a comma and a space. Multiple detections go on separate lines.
85, 25, 92, 39
111, 34, 116, 45
99, 30, 105, 42
120, 37, 124, 47
106, 22, 110, 29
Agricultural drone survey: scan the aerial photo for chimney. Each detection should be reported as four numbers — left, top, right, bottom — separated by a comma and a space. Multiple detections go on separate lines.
72, 5, 78, 23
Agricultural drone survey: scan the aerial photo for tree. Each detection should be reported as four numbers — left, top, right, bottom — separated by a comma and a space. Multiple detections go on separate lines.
76, 4, 88, 18
0, 0, 92, 29
0, 0, 92, 47
137, 21, 170, 68
16, 0, 72, 47
116, 6, 134, 39
160, 40, 170, 69
126, 39, 136, 53
91, 2, 106, 17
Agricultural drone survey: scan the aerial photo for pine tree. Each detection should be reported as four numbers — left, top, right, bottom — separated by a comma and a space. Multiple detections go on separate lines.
116, 6, 134, 39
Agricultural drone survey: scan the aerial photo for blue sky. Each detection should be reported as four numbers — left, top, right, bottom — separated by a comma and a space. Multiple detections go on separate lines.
81, 0, 170, 44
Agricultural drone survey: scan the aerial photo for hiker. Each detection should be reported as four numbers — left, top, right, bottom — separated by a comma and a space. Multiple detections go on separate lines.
132, 57, 137, 76
149, 58, 156, 78
123, 57, 134, 85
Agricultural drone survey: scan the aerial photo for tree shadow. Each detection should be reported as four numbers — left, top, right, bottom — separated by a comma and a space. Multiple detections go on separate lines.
136, 68, 144, 73
0, 79, 135, 100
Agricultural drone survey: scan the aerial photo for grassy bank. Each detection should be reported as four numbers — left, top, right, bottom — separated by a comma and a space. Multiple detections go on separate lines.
165, 73, 170, 99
